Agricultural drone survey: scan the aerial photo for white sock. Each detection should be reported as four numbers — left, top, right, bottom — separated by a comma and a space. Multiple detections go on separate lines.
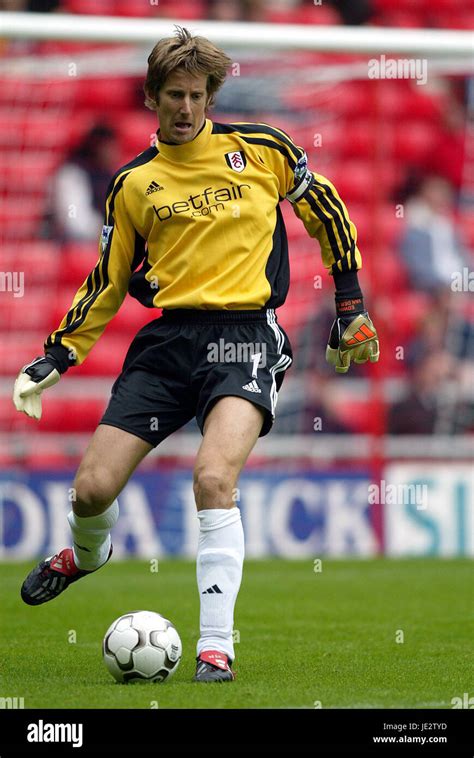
67, 500, 119, 570
196, 507, 244, 662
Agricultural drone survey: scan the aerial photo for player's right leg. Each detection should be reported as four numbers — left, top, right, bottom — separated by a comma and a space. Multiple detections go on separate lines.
21, 425, 152, 605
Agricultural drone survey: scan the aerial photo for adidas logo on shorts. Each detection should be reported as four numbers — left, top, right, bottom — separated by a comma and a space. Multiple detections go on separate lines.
242, 380, 261, 393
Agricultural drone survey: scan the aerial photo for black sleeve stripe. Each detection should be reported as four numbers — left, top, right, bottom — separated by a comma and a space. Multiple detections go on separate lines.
54, 243, 112, 340
52, 174, 125, 340
307, 182, 356, 265
211, 122, 238, 135
106, 171, 129, 226
51, 171, 128, 338
50, 250, 108, 343
239, 136, 297, 169
311, 176, 357, 257
307, 186, 353, 271
304, 190, 344, 266
212, 121, 302, 162
48, 146, 158, 348
227, 121, 302, 161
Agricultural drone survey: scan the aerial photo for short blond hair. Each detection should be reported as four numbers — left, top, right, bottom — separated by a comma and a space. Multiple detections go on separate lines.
144, 26, 232, 110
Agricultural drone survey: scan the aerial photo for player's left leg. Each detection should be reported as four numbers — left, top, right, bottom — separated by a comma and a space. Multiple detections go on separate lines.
192, 395, 264, 682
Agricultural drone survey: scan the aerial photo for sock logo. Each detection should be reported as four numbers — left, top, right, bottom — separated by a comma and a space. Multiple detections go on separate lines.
202, 584, 223, 594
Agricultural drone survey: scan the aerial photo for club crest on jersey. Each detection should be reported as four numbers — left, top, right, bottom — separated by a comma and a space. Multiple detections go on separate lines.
100, 225, 113, 252
225, 151, 247, 173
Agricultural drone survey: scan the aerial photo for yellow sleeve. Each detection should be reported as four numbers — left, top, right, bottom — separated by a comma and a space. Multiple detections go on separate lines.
45, 171, 145, 365
251, 123, 362, 276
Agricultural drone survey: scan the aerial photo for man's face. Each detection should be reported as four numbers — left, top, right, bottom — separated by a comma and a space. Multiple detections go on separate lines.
156, 69, 209, 144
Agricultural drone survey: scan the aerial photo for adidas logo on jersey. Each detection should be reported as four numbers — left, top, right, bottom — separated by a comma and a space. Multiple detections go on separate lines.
242, 380, 261, 393
145, 180, 164, 195
202, 585, 223, 594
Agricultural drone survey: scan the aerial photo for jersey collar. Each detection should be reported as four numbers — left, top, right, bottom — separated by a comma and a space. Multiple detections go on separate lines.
156, 118, 212, 162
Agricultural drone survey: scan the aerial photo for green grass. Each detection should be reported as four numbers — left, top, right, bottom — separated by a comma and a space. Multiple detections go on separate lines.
0, 559, 472, 709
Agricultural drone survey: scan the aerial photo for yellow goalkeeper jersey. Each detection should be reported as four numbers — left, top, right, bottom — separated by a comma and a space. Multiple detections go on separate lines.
46, 118, 362, 365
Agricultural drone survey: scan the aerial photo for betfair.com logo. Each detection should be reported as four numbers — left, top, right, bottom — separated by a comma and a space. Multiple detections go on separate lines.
152, 182, 251, 221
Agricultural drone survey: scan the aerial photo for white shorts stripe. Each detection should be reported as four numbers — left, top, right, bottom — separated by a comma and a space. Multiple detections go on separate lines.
265, 309, 292, 418
269, 354, 292, 417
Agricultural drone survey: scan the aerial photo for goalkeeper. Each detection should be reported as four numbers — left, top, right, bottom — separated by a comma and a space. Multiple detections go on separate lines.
13, 27, 379, 683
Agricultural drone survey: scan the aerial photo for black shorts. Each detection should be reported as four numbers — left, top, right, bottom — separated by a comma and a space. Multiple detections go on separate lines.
100, 308, 293, 447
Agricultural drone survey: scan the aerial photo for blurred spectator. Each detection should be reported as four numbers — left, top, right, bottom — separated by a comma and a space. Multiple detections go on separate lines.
207, 0, 267, 21
406, 290, 474, 367
2, 0, 60, 9
388, 351, 453, 434
46, 124, 119, 242
399, 176, 471, 293
328, 0, 373, 25
27, 0, 61, 10
292, 297, 336, 375
273, 370, 352, 434
299, 371, 353, 434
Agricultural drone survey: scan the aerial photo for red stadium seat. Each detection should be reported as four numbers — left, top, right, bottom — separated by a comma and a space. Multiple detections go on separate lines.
377, 85, 443, 120
283, 81, 373, 116
23, 451, 78, 470
59, 244, 100, 287
392, 120, 438, 164
0, 333, 48, 376
38, 397, 108, 432
0, 197, 44, 240
1, 242, 60, 285
73, 335, 130, 376
0, 290, 58, 333
75, 77, 135, 111
0, 152, 59, 195
106, 296, 159, 334
334, 399, 382, 434
0, 397, 38, 433
0, 79, 77, 109
117, 113, 159, 159
436, 10, 474, 29
0, 109, 90, 150
373, 10, 425, 28
63, 0, 117, 14
282, 209, 307, 241
266, 5, 340, 25
326, 161, 374, 203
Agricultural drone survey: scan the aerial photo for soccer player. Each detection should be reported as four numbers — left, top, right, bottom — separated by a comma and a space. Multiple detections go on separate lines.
13, 27, 379, 683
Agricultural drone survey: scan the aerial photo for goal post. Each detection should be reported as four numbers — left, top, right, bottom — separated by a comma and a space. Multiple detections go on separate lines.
1, 11, 473, 55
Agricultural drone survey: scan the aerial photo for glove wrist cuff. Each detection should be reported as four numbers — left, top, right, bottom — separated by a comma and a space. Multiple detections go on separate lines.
45, 345, 73, 374
333, 269, 364, 317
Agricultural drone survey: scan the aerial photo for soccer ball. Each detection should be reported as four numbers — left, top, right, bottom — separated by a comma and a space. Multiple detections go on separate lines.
103, 610, 182, 683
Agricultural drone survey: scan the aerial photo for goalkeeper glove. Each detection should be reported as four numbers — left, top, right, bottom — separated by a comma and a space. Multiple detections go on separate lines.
13, 356, 61, 420
326, 311, 379, 374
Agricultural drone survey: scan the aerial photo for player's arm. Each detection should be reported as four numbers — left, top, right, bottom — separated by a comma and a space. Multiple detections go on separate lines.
13, 173, 145, 419
263, 124, 379, 373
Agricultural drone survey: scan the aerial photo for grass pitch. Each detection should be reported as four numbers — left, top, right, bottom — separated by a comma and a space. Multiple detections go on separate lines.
0, 559, 472, 709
